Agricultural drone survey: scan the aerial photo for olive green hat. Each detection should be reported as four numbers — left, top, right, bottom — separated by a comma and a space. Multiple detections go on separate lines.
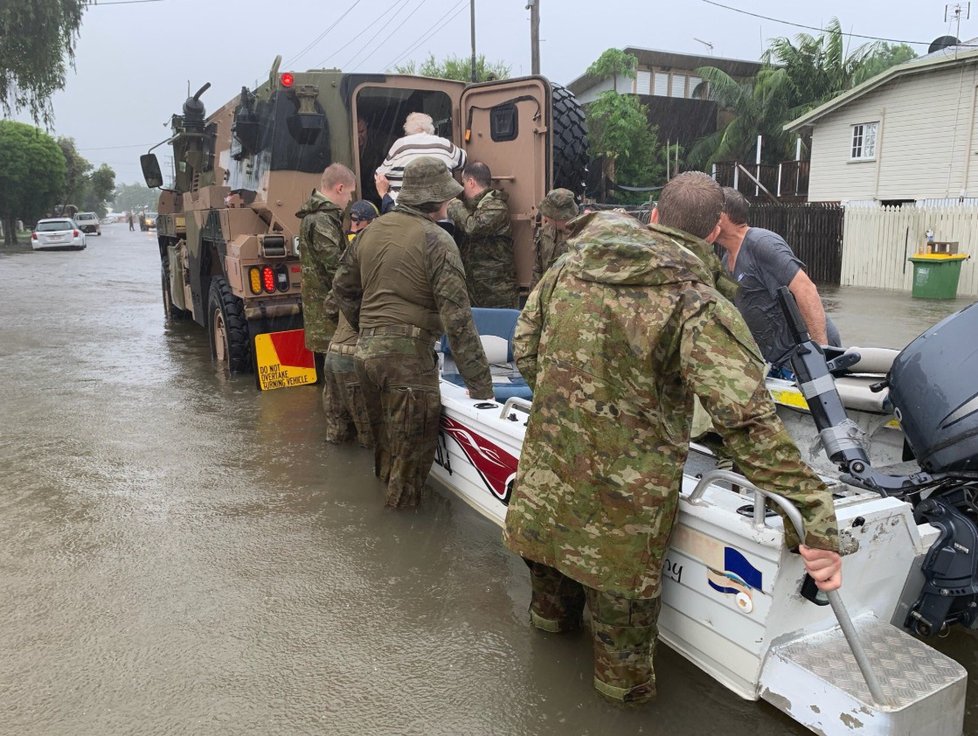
397, 156, 464, 206
538, 188, 578, 220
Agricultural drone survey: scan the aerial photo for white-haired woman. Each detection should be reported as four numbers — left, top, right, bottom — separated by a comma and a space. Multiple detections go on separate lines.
375, 112, 466, 212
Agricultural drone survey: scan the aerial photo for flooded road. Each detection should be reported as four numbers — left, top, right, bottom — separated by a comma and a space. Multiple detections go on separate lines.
1, 226, 975, 735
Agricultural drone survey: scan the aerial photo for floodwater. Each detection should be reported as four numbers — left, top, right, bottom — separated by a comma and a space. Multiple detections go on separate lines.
0, 226, 975, 736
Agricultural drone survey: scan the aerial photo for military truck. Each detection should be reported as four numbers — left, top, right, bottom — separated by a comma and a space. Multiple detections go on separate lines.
141, 57, 588, 374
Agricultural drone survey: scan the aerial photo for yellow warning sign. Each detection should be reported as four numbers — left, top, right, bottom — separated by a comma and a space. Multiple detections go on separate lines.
254, 330, 317, 390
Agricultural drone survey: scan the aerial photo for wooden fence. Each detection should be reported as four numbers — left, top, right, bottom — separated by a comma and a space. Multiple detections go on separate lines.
748, 203, 844, 285
842, 205, 978, 296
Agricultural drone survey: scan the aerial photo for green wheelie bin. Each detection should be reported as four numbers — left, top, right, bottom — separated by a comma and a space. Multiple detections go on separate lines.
908, 253, 969, 299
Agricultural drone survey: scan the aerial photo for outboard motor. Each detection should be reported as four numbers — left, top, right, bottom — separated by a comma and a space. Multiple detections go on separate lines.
777, 289, 978, 636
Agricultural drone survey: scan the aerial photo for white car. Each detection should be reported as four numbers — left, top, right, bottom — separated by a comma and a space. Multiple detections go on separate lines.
31, 218, 87, 251
74, 211, 101, 235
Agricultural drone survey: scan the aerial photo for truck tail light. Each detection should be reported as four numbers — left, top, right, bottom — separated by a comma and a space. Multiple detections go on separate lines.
262, 266, 276, 293
249, 267, 262, 294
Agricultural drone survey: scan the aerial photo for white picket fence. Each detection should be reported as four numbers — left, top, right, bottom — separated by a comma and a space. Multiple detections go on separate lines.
842, 204, 978, 296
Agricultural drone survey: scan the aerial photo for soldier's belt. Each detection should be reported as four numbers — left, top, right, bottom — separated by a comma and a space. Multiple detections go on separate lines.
328, 343, 358, 356
359, 325, 440, 342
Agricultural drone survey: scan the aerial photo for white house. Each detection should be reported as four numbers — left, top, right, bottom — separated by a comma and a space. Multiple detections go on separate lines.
785, 41, 978, 205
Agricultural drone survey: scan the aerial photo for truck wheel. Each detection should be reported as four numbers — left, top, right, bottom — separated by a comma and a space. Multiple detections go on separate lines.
208, 277, 251, 373
551, 82, 589, 195
161, 263, 189, 320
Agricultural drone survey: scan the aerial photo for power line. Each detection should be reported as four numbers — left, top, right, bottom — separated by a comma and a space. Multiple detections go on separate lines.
85, 0, 166, 5
345, 0, 432, 70
340, 0, 413, 69
285, 0, 365, 67
384, 0, 469, 70
315, 0, 410, 67
700, 0, 978, 48
77, 143, 152, 151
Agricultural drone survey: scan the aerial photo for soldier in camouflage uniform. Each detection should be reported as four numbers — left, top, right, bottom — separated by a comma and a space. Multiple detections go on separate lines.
332, 157, 494, 509
322, 308, 373, 447
447, 161, 517, 308
504, 172, 842, 705
530, 188, 578, 289
297, 163, 356, 356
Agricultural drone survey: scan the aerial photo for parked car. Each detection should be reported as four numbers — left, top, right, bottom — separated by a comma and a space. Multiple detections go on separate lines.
31, 218, 87, 251
74, 211, 101, 235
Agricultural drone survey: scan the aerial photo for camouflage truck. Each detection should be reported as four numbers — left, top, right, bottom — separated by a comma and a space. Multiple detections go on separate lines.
141, 57, 588, 374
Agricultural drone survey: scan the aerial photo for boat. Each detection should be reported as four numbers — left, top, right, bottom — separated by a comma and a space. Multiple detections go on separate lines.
429, 305, 978, 736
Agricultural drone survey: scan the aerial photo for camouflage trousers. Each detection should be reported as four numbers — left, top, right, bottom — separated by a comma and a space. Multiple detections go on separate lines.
467, 272, 518, 309
322, 346, 373, 447
355, 330, 442, 509
526, 560, 660, 705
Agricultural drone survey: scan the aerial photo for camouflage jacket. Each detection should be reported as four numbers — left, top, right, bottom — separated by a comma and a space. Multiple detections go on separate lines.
297, 192, 345, 352
332, 206, 493, 399
504, 211, 839, 599
650, 222, 740, 302
530, 222, 569, 289
448, 189, 517, 308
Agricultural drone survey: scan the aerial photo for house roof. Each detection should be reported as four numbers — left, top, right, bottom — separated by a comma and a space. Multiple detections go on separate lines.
566, 46, 762, 95
784, 40, 978, 132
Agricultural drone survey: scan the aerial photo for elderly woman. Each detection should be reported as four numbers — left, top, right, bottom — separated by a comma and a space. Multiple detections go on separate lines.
374, 112, 466, 211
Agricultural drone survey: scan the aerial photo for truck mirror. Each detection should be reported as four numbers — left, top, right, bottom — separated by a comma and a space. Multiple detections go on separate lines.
141, 154, 164, 189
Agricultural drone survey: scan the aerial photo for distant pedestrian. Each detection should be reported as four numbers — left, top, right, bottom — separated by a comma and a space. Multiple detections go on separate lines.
128, 212, 135, 231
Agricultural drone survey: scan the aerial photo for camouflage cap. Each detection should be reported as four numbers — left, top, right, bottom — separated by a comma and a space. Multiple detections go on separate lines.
539, 188, 578, 221
397, 156, 464, 206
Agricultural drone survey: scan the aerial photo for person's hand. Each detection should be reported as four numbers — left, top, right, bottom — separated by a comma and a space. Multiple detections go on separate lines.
799, 545, 842, 591
374, 172, 390, 196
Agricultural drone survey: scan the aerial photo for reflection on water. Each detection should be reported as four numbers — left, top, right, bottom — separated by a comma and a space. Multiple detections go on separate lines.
0, 231, 975, 735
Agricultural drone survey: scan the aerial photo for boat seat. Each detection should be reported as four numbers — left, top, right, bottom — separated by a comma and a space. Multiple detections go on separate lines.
439, 308, 533, 402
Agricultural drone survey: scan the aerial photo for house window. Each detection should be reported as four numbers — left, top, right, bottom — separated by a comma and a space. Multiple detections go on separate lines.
653, 72, 669, 96
636, 70, 651, 95
670, 73, 687, 98
851, 122, 878, 160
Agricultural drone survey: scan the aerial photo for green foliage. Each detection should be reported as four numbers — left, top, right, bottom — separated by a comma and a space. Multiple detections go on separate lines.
690, 18, 918, 168
0, 0, 88, 125
393, 54, 510, 82
82, 164, 116, 216
853, 43, 918, 86
586, 48, 638, 92
586, 91, 663, 203
113, 182, 158, 213
58, 136, 92, 205
0, 120, 65, 244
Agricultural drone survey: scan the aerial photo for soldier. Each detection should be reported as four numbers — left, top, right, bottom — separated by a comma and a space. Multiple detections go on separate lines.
505, 172, 842, 705
347, 199, 378, 240
530, 188, 578, 289
332, 157, 493, 509
296, 163, 356, 362
448, 161, 517, 308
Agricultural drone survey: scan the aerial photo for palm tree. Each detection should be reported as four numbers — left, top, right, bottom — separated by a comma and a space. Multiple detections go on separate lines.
687, 66, 795, 169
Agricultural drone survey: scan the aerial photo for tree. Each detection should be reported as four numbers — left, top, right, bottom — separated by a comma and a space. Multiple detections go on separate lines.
393, 53, 510, 82
0, 121, 66, 245
687, 66, 795, 169
82, 164, 116, 216
853, 43, 917, 86
113, 182, 158, 213
585, 48, 638, 93
586, 91, 663, 203
0, 0, 88, 125
690, 18, 917, 168
57, 136, 92, 207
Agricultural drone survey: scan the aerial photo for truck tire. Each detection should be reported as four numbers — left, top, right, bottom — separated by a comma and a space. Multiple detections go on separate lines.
162, 263, 190, 320
551, 83, 589, 195
208, 276, 251, 373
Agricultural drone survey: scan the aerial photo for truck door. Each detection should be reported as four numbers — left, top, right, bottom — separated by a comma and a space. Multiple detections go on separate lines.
460, 79, 551, 292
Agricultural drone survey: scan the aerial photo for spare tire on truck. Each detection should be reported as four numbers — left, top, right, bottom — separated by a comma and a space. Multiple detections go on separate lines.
550, 83, 589, 195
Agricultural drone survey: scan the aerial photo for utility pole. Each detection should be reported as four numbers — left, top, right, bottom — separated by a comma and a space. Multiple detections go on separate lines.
528, 0, 540, 75
470, 0, 477, 83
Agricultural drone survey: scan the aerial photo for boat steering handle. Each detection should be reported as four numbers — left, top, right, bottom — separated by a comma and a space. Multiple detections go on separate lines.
688, 470, 888, 707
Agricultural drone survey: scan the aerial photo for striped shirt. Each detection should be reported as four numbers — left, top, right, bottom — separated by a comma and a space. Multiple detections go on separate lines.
376, 133, 466, 203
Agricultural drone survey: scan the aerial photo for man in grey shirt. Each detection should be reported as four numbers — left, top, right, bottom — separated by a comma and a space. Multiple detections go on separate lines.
716, 188, 840, 371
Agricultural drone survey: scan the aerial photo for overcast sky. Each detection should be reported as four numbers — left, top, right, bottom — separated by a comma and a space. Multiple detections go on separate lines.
25, 0, 973, 185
